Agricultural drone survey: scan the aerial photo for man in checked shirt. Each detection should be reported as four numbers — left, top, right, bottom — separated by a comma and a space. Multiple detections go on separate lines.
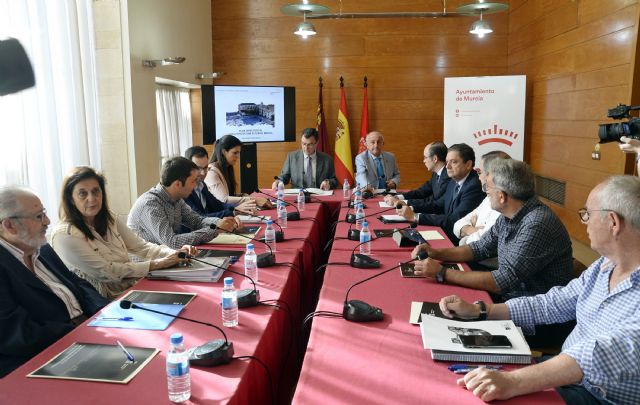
128, 157, 239, 249
437, 175, 640, 404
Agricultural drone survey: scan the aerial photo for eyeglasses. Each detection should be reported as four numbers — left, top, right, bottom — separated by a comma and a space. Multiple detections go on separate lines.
577, 208, 615, 223
482, 183, 501, 194
196, 165, 209, 173
9, 208, 48, 223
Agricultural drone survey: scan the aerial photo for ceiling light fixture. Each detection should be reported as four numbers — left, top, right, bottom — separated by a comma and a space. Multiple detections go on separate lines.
281, 3, 330, 39
294, 12, 316, 38
195, 72, 226, 80
469, 10, 492, 37
142, 57, 186, 68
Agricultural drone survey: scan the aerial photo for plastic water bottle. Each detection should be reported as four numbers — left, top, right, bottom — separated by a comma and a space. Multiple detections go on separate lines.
167, 333, 191, 403
353, 190, 362, 208
343, 178, 350, 199
297, 188, 305, 211
277, 200, 288, 228
355, 203, 365, 230
221, 277, 238, 327
244, 243, 258, 282
359, 220, 371, 255
264, 220, 276, 252
276, 179, 285, 200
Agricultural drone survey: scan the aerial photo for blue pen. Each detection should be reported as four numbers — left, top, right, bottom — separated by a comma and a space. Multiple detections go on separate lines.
116, 340, 135, 362
99, 316, 134, 321
448, 364, 502, 371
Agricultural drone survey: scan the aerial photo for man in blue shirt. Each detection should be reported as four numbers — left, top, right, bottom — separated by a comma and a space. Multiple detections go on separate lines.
437, 175, 640, 404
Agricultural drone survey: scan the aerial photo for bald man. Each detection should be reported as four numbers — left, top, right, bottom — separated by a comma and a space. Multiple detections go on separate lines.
354, 131, 400, 189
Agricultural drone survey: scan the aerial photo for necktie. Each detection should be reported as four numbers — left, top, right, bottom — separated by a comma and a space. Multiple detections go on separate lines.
375, 157, 385, 189
304, 156, 313, 188
197, 188, 206, 208
454, 184, 461, 196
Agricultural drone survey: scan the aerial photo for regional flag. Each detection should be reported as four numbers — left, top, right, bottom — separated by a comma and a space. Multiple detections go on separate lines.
358, 76, 369, 154
316, 77, 329, 153
335, 77, 354, 185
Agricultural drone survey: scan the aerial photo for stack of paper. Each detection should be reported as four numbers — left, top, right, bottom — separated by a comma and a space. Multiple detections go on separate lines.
147, 257, 230, 282
420, 315, 531, 364
237, 215, 270, 223
283, 188, 334, 196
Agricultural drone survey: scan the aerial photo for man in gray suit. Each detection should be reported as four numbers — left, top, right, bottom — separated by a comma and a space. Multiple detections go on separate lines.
271, 128, 338, 190
355, 131, 400, 189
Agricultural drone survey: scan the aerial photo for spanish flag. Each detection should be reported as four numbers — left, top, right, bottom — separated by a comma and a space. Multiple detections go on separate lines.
334, 77, 354, 185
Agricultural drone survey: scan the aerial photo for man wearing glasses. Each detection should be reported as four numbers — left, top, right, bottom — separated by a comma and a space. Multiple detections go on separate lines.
272, 128, 338, 190
0, 186, 107, 377
437, 175, 640, 404
411, 159, 574, 346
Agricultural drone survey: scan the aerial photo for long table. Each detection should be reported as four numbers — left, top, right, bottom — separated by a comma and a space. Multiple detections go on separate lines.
292, 196, 565, 404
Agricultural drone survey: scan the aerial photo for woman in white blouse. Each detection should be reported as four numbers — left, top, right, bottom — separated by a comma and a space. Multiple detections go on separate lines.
204, 134, 272, 210
51, 167, 193, 300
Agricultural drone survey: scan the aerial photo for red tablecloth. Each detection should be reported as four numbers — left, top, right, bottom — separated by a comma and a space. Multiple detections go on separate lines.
292, 250, 564, 404
0, 250, 302, 405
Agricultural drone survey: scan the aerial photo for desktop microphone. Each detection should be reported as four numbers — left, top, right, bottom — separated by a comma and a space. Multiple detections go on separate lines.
119, 300, 234, 366
234, 209, 285, 242
349, 223, 419, 269
346, 204, 401, 239
343, 253, 427, 322
179, 252, 259, 308
255, 187, 301, 221
223, 229, 276, 267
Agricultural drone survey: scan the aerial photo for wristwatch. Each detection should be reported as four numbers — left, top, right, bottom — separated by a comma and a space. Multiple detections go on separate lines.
435, 266, 447, 284
474, 300, 487, 321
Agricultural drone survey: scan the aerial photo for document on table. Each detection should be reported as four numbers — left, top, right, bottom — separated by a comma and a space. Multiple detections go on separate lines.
283, 188, 333, 196
418, 230, 445, 240
28, 342, 158, 384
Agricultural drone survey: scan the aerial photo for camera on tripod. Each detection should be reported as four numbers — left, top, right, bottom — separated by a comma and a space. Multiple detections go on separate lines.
598, 104, 640, 143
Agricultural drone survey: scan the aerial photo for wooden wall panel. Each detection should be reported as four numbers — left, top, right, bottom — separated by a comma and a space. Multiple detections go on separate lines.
210, 0, 509, 190
508, 0, 640, 245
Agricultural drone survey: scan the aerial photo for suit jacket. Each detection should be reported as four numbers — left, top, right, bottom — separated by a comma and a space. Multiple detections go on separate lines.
0, 243, 107, 377
278, 150, 338, 189
416, 170, 485, 244
355, 151, 401, 189
184, 186, 235, 219
404, 168, 451, 211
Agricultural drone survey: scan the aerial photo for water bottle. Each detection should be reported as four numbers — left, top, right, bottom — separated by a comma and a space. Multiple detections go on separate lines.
244, 243, 258, 282
297, 189, 306, 211
264, 220, 276, 252
277, 200, 288, 228
359, 220, 371, 255
167, 333, 191, 403
343, 178, 350, 199
353, 190, 362, 208
276, 179, 285, 200
355, 203, 365, 230
221, 277, 238, 327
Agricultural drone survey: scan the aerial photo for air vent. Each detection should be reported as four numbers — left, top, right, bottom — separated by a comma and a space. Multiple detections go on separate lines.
535, 174, 566, 206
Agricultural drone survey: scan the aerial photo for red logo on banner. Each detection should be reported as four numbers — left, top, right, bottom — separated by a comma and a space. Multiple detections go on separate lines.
472, 124, 518, 147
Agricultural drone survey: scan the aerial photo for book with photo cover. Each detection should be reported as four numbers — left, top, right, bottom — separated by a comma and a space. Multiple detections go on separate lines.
409, 301, 472, 324
420, 316, 531, 364
400, 262, 464, 279
28, 342, 158, 384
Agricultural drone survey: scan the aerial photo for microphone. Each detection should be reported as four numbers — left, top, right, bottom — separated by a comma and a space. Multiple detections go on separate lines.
343, 253, 427, 322
349, 223, 418, 269
346, 204, 401, 239
119, 300, 234, 366
219, 229, 276, 267
234, 209, 284, 242
179, 253, 259, 308
254, 188, 300, 221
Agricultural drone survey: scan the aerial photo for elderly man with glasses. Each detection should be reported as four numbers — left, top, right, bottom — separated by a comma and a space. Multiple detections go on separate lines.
0, 186, 107, 377
410, 159, 574, 347
437, 175, 640, 404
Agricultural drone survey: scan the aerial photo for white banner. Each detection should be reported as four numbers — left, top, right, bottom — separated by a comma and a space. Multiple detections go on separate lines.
444, 75, 526, 164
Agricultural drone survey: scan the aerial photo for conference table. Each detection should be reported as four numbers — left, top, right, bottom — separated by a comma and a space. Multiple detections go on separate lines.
292, 196, 565, 404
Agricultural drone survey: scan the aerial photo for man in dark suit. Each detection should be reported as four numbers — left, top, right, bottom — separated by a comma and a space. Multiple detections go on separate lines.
384, 141, 450, 210
397, 143, 485, 243
272, 128, 338, 190
0, 186, 108, 377
184, 146, 236, 218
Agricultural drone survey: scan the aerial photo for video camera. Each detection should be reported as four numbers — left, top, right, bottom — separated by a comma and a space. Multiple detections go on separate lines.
598, 104, 640, 143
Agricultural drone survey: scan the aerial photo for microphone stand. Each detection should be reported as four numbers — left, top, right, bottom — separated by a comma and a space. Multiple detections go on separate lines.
224, 229, 276, 268
346, 204, 400, 240
349, 223, 418, 269
180, 253, 259, 308
343, 255, 425, 323
255, 187, 301, 221
119, 300, 234, 366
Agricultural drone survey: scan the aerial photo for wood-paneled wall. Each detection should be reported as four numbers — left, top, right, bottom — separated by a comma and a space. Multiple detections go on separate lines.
507, 0, 640, 245
210, 0, 508, 189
